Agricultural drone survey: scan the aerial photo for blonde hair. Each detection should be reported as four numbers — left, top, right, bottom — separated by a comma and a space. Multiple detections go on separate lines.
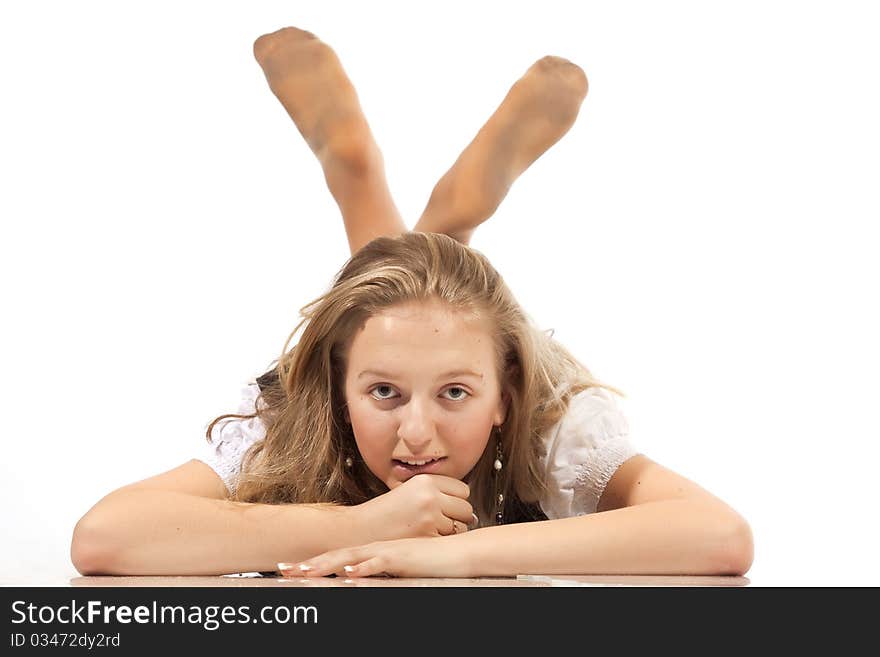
206, 231, 624, 524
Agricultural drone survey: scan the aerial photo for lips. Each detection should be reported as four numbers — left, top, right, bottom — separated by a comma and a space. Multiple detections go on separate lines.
391, 457, 447, 476
394, 457, 443, 466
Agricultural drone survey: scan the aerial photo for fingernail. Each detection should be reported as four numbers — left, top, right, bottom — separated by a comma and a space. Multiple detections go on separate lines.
299, 564, 313, 572
470, 513, 479, 527
343, 565, 355, 573
277, 562, 295, 570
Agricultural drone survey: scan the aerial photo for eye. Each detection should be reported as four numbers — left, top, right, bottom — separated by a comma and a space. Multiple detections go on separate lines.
371, 384, 396, 400
368, 385, 471, 402
443, 386, 470, 401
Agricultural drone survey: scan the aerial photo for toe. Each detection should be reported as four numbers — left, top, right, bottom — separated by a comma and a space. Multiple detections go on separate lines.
277, 26, 318, 40
253, 27, 318, 63
535, 55, 589, 97
252, 32, 277, 63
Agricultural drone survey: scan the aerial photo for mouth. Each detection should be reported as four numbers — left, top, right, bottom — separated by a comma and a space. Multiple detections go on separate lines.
391, 457, 447, 475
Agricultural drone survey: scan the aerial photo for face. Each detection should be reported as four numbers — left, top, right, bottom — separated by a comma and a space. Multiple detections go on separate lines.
342, 300, 508, 489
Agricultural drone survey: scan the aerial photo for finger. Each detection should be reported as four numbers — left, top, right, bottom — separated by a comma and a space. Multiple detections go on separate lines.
277, 561, 331, 578
341, 557, 389, 578
441, 495, 475, 527
421, 474, 470, 500
439, 517, 467, 536
279, 546, 368, 578
439, 518, 455, 536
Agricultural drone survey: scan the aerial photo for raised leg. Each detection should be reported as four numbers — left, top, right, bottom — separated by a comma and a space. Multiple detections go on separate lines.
413, 56, 589, 245
253, 27, 407, 256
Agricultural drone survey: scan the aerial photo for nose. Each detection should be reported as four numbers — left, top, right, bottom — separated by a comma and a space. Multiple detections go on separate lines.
396, 396, 438, 453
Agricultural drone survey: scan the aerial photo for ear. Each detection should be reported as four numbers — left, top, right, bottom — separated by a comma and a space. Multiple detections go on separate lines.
495, 389, 510, 426
495, 363, 517, 426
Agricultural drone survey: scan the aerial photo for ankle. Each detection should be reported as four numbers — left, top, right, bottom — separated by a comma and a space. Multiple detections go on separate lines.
322, 146, 388, 205
418, 170, 502, 233
413, 208, 474, 245
318, 123, 382, 180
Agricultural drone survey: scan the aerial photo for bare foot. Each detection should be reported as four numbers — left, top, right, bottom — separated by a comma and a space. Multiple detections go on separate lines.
415, 56, 589, 240
253, 26, 378, 171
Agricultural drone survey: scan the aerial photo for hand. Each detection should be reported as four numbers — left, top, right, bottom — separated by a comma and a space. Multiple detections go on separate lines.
352, 473, 478, 543
279, 535, 471, 579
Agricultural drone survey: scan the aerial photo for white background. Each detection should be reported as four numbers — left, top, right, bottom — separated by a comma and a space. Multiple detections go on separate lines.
1, 0, 877, 587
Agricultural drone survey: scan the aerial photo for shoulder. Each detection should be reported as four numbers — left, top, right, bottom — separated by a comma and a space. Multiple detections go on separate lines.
543, 386, 630, 458
564, 386, 629, 436
212, 382, 267, 431
199, 382, 268, 495
538, 386, 639, 518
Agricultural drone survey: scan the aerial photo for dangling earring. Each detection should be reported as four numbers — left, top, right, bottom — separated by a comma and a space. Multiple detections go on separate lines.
344, 418, 354, 469
493, 426, 504, 525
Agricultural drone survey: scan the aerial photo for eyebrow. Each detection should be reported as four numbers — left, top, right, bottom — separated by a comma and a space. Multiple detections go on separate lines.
358, 369, 484, 382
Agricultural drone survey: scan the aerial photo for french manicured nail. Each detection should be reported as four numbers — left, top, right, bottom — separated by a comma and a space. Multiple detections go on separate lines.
299, 564, 313, 572
277, 562, 295, 570
343, 565, 355, 573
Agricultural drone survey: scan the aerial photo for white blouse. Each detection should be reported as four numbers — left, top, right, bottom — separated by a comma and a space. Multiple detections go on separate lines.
198, 382, 639, 519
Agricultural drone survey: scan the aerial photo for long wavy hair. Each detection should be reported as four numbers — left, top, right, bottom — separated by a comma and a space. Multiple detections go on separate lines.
206, 231, 624, 525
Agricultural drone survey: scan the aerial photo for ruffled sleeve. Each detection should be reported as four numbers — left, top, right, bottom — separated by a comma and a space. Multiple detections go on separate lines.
538, 386, 639, 519
198, 383, 268, 496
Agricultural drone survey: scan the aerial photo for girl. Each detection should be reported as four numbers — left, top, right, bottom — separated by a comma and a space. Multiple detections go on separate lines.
70, 27, 753, 579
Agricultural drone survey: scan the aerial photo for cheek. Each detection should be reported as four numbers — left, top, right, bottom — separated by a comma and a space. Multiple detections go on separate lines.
353, 428, 387, 458
348, 404, 394, 462
445, 419, 493, 458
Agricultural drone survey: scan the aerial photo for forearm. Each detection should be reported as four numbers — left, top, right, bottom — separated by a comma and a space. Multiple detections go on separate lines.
455, 499, 753, 577
71, 490, 363, 576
